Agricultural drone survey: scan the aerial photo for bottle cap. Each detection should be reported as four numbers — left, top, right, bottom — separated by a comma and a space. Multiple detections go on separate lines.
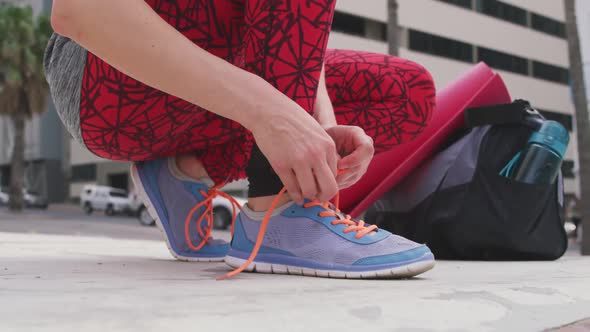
528, 121, 569, 158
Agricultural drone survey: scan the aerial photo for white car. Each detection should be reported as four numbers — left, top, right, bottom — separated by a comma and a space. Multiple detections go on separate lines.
23, 189, 48, 209
137, 195, 247, 229
0, 188, 47, 208
81, 185, 137, 216
211, 195, 248, 229
564, 221, 577, 238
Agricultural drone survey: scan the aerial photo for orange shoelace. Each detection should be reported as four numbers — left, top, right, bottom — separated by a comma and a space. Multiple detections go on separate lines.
184, 170, 379, 280
303, 199, 377, 239
184, 184, 242, 251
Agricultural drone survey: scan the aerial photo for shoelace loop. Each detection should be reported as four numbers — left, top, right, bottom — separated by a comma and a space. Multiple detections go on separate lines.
184, 185, 241, 251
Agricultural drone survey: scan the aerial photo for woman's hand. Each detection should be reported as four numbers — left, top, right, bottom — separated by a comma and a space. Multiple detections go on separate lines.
325, 125, 374, 189
312, 66, 374, 189
251, 108, 339, 205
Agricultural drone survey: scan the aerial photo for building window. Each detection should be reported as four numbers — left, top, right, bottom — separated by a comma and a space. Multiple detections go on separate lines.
409, 30, 474, 63
477, 47, 529, 75
532, 61, 570, 85
0, 165, 9, 187
531, 14, 566, 39
364, 19, 387, 42
437, 0, 472, 9
537, 110, 573, 132
71, 164, 97, 182
476, 0, 528, 27
332, 11, 365, 38
562, 160, 575, 179
332, 11, 386, 42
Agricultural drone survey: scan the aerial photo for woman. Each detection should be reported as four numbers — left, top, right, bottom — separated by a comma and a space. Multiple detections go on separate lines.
46, 0, 436, 279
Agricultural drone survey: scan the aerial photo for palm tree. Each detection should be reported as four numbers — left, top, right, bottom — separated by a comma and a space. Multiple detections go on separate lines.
564, 0, 590, 255
0, 6, 52, 212
387, 0, 399, 56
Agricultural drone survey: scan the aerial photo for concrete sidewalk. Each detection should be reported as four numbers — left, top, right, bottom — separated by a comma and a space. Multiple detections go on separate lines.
1, 231, 589, 332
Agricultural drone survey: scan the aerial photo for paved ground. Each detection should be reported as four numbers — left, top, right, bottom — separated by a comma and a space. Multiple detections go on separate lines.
1, 205, 589, 332
558, 319, 590, 332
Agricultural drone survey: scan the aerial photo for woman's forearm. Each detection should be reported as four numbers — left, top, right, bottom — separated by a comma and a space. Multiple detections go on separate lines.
51, 0, 303, 131
313, 65, 338, 129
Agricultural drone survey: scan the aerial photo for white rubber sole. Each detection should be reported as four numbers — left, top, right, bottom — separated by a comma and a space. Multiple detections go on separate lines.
130, 163, 225, 262
224, 255, 435, 279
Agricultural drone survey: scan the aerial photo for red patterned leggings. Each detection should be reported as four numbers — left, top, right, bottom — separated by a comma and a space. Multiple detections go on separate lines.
79, 0, 436, 191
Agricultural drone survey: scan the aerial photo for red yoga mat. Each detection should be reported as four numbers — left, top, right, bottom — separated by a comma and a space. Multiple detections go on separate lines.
342, 62, 512, 217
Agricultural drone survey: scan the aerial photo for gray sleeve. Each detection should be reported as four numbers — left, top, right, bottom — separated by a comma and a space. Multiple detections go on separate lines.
44, 33, 87, 146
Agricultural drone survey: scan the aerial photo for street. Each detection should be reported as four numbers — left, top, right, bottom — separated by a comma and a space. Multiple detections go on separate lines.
0, 204, 231, 242
1, 205, 590, 332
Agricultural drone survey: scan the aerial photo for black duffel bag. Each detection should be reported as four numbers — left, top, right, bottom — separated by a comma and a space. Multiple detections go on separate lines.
365, 100, 568, 260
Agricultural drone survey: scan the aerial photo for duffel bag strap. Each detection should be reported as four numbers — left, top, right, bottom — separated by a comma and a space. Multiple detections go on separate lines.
464, 99, 544, 129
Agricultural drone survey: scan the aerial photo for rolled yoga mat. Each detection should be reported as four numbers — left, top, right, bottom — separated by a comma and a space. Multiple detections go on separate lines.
341, 62, 512, 217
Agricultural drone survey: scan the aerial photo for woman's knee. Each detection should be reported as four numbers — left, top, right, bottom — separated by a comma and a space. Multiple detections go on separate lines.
325, 49, 436, 147
376, 54, 436, 143
326, 49, 435, 117
390, 56, 437, 129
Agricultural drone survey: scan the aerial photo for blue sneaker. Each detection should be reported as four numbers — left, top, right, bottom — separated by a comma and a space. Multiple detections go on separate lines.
224, 200, 435, 279
130, 158, 231, 262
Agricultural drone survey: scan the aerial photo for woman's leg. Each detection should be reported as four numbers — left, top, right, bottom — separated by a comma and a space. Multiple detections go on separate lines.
61, 1, 253, 260
79, 0, 250, 184
243, 0, 336, 201
67, 1, 336, 261
324, 49, 436, 208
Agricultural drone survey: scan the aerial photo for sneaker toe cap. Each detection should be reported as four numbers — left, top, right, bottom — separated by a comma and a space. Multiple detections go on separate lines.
352, 244, 433, 266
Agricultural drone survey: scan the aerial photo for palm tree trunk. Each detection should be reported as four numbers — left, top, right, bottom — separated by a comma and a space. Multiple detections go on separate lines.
8, 87, 28, 212
387, 0, 399, 56
564, 0, 590, 255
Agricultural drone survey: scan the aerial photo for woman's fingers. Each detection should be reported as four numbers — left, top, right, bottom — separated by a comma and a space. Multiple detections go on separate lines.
314, 161, 339, 202
338, 137, 374, 169
250, 104, 341, 204
336, 165, 367, 189
327, 145, 339, 178
294, 165, 318, 202
275, 166, 303, 204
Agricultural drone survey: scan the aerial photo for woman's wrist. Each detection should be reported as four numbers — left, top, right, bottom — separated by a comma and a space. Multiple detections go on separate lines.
317, 117, 337, 130
314, 65, 337, 129
314, 90, 337, 129
235, 73, 307, 133
224, 72, 280, 130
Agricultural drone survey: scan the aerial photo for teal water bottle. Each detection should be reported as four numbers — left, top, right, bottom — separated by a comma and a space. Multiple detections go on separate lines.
512, 121, 569, 184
